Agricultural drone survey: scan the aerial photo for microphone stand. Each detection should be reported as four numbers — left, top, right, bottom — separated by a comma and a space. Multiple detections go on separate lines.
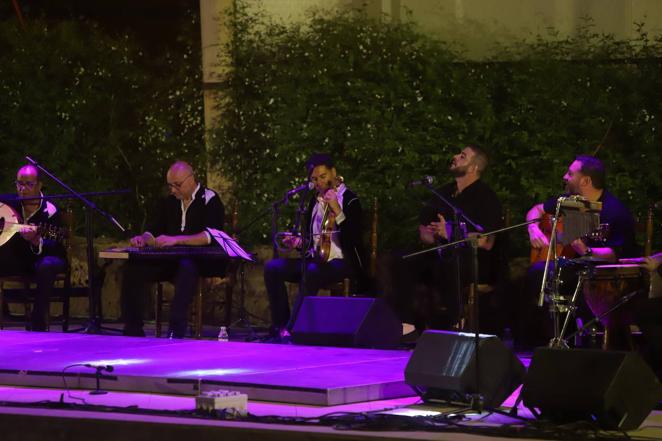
404, 218, 540, 414
227, 189, 308, 339
8, 190, 132, 202
87, 365, 114, 395
287, 185, 313, 331
25, 156, 126, 334
418, 181, 484, 330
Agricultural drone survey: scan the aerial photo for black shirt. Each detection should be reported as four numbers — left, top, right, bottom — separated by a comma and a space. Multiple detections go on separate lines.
147, 184, 225, 240
419, 179, 503, 282
542, 190, 637, 258
420, 179, 503, 236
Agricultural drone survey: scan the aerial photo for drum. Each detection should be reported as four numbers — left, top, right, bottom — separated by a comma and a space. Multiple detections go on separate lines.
583, 264, 646, 349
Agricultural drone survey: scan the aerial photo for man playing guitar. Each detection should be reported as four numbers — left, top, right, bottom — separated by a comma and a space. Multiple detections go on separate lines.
522, 155, 637, 348
527, 155, 636, 262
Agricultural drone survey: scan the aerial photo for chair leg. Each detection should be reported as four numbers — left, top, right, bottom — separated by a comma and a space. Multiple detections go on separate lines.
24, 302, 31, 330
62, 279, 71, 332
195, 280, 203, 339
155, 283, 163, 338
23, 281, 31, 330
0, 287, 4, 330
224, 283, 233, 326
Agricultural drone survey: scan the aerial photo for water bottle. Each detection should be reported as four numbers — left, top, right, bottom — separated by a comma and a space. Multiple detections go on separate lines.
217, 326, 229, 342
589, 325, 600, 349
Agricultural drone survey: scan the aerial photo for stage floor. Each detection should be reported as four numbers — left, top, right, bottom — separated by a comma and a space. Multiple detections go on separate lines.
0, 330, 660, 441
0, 330, 413, 406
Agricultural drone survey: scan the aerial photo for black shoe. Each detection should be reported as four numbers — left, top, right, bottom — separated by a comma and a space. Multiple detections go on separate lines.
167, 329, 184, 339
279, 328, 293, 344
262, 335, 283, 344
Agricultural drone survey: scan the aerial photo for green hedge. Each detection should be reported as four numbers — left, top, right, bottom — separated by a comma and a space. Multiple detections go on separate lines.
1, 6, 660, 258
211, 5, 662, 255
0, 16, 205, 235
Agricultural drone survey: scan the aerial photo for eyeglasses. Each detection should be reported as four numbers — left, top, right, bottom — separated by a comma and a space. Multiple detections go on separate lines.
15, 180, 39, 190
166, 174, 193, 190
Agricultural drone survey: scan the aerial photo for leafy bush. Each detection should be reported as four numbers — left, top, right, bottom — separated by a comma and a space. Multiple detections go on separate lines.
211, 4, 662, 255
0, 15, 205, 235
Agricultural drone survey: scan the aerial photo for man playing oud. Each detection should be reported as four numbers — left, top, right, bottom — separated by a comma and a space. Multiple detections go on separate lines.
0, 165, 67, 331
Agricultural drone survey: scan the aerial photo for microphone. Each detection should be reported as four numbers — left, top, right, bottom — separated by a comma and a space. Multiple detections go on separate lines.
84, 364, 114, 373
406, 176, 434, 189
286, 182, 314, 197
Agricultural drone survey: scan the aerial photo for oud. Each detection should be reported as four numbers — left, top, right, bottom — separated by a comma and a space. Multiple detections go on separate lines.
0, 203, 67, 247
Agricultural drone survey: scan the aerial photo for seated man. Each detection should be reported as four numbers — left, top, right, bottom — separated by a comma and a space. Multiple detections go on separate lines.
264, 153, 367, 339
524, 155, 637, 347
121, 161, 226, 338
387, 145, 503, 334
0, 164, 67, 331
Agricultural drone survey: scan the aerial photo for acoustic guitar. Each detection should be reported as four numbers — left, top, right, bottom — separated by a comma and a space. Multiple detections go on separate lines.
0, 203, 67, 247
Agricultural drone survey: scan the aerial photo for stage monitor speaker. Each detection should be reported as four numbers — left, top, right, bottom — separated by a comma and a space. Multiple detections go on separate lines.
521, 347, 662, 430
404, 330, 525, 408
291, 297, 401, 348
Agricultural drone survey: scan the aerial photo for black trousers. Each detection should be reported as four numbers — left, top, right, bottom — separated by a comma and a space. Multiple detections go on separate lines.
121, 258, 226, 337
264, 257, 352, 330
0, 254, 67, 331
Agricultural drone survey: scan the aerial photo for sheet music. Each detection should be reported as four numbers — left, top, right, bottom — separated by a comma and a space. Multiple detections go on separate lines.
206, 228, 254, 261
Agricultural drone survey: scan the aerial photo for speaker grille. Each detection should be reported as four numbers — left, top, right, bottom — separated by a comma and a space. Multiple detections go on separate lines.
404, 330, 525, 407
521, 348, 662, 430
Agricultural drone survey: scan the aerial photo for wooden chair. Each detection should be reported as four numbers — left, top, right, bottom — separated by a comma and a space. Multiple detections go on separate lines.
639, 205, 654, 257
0, 208, 87, 331
464, 205, 511, 331
154, 203, 239, 339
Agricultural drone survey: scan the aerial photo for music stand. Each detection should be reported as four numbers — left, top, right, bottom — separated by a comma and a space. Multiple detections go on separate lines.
206, 228, 255, 338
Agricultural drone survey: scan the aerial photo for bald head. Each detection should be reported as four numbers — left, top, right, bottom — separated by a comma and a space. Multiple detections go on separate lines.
17, 165, 39, 180
169, 160, 194, 177
16, 164, 42, 199
166, 161, 197, 201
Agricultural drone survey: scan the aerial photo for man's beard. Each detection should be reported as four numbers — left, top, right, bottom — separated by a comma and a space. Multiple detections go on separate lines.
564, 181, 578, 195
449, 165, 468, 178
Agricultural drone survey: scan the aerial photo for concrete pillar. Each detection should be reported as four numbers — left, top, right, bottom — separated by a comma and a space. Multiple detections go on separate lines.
200, 0, 233, 194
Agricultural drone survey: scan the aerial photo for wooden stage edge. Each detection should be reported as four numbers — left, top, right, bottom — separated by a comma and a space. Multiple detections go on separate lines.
0, 331, 661, 441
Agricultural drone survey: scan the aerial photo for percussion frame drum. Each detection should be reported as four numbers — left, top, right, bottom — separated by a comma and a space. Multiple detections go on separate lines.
580, 264, 645, 350
550, 264, 645, 349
